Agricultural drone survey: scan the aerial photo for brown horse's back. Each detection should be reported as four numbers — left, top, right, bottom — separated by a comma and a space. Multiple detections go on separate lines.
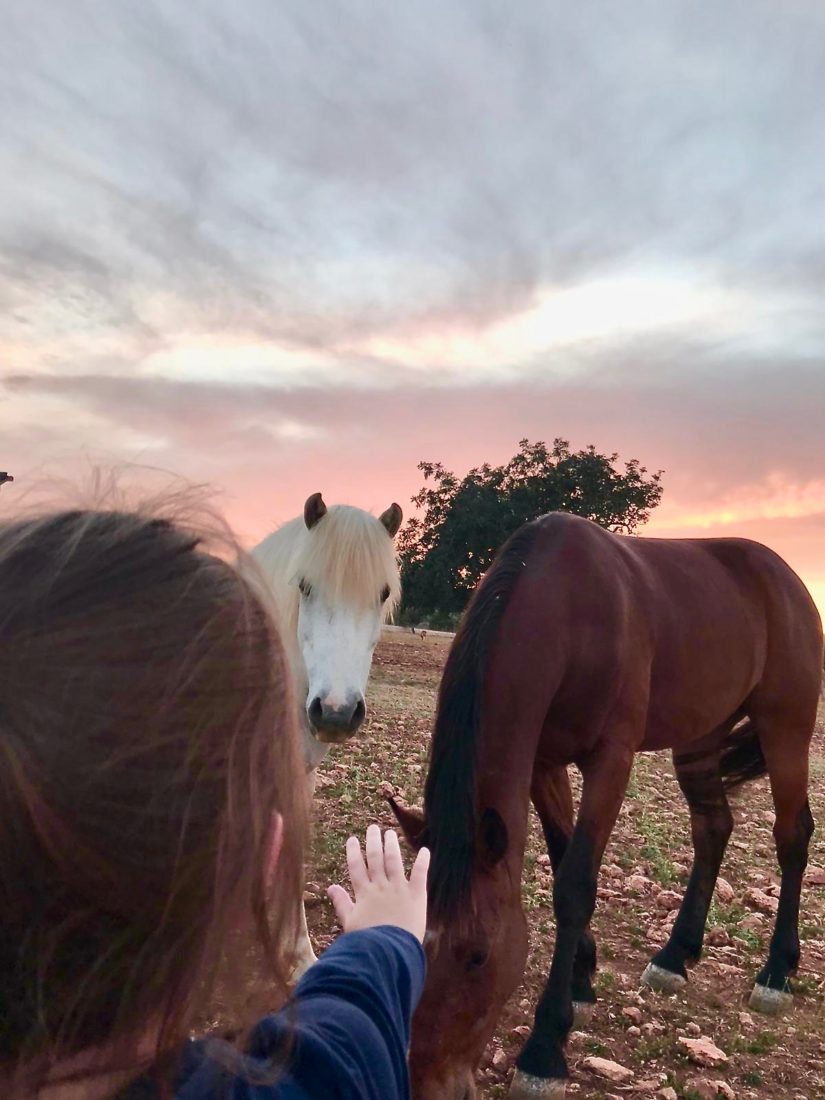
631, 533, 821, 751
499, 515, 823, 758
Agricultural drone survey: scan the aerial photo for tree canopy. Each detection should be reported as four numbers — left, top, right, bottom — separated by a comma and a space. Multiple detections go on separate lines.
398, 438, 663, 624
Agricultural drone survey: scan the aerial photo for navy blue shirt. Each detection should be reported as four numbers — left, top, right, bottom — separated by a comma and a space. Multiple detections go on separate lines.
128, 926, 426, 1100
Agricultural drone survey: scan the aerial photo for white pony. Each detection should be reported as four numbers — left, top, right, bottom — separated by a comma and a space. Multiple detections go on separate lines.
251, 492, 402, 974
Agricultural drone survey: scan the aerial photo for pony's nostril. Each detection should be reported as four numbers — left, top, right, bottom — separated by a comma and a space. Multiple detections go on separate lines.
309, 696, 364, 736
307, 697, 323, 728
351, 698, 366, 730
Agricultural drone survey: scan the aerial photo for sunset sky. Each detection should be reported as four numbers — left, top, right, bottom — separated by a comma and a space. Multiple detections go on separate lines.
1, 2, 824, 617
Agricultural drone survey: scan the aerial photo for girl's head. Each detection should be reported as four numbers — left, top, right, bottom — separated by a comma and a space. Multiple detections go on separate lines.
0, 498, 306, 1091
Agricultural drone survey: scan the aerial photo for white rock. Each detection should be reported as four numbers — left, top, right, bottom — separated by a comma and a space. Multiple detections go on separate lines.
743, 887, 779, 915
678, 1036, 729, 1067
581, 1056, 634, 1083
715, 877, 736, 904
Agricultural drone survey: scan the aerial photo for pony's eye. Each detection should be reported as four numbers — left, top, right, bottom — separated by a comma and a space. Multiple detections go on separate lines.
380, 585, 391, 603
298, 579, 312, 597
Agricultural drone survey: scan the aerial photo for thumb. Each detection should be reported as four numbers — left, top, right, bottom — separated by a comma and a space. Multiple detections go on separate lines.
327, 884, 354, 929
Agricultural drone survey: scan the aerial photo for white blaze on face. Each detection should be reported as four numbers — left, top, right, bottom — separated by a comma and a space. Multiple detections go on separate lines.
298, 584, 384, 740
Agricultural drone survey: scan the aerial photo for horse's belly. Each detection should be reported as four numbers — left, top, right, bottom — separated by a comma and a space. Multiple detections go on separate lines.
639, 681, 752, 753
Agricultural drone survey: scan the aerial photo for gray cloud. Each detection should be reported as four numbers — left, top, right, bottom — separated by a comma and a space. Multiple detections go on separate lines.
3, 0, 825, 602
2, 0, 825, 367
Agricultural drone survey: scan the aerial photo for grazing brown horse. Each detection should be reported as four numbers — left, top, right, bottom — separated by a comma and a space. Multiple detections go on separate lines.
390, 512, 823, 1099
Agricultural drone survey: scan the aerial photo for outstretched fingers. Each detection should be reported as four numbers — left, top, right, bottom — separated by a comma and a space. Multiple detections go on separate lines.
384, 829, 405, 882
364, 823, 386, 881
409, 845, 431, 898
327, 883, 354, 925
345, 835, 369, 893
330, 826, 430, 942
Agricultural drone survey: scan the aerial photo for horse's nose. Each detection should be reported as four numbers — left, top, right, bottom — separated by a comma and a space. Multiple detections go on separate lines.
307, 694, 366, 739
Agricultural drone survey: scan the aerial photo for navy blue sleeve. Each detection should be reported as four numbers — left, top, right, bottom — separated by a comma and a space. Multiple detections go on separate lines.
170, 926, 425, 1100
250, 925, 426, 1100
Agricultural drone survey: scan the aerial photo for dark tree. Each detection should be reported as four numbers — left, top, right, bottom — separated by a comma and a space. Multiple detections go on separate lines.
398, 439, 663, 623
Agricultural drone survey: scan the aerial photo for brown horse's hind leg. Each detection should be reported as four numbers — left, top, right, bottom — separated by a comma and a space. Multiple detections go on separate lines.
512, 743, 634, 1099
643, 745, 733, 992
749, 714, 815, 1015
530, 765, 597, 1026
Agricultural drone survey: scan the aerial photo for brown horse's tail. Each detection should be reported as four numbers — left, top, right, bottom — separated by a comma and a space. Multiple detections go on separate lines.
719, 718, 768, 792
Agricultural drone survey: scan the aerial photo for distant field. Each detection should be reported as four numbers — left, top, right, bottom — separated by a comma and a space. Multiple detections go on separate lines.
305, 632, 825, 1099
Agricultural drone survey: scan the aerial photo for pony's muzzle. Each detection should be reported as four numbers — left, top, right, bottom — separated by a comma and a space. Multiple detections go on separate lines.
307, 694, 366, 741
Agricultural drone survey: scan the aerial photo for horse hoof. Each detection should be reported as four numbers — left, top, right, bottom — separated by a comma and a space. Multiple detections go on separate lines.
749, 983, 793, 1016
641, 962, 687, 994
509, 1070, 566, 1099
572, 1001, 594, 1028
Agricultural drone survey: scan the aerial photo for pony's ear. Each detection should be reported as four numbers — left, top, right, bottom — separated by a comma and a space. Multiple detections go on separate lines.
379, 503, 403, 538
387, 796, 428, 850
478, 807, 508, 868
304, 492, 327, 530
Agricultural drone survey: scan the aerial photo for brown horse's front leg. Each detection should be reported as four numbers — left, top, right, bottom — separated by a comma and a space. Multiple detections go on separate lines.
530, 766, 598, 1027
511, 745, 634, 1100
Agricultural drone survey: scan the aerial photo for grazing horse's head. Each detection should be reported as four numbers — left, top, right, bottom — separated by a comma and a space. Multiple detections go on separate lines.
390, 800, 530, 1099
297, 493, 401, 742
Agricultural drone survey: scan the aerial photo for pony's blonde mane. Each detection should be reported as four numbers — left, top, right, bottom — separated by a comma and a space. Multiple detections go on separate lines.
253, 504, 401, 618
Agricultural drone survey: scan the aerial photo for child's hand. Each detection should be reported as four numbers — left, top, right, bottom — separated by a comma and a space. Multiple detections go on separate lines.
328, 824, 430, 943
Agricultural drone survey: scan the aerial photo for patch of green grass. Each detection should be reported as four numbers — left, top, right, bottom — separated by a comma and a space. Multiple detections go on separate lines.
628, 920, 649, 950
707, 901, 762, 950
741, 1069, 764, 1086
636, 811, 679, 886
790, 974, 821, 997
729, 1030, 777, 1055
625, 771, 642, 800
584, 1037, 608, 1056
594, 968, 616, 994
636, 1035, 682, 1062
522, 883, 552, 912
732, 929, 762, 951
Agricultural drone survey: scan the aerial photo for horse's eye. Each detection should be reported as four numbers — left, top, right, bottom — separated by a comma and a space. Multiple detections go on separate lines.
380, 585, 391, 603
465, 948, 489, 972
298, 579, 312, 597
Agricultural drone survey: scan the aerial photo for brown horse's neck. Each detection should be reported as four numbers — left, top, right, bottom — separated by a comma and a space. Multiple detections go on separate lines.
423, 522, 551, 923
476, 721, 542, 894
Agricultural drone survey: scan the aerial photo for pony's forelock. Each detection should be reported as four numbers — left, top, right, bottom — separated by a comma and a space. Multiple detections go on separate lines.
289, 505, 401, 613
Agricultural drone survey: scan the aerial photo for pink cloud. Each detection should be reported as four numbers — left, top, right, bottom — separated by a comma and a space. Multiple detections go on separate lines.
3, 368, 824, 619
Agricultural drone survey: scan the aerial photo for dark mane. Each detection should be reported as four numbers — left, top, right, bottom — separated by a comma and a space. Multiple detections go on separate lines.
423, 520, 544, 923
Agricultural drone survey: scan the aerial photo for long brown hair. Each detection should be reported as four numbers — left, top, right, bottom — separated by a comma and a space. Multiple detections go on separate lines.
0, 490, 307, 1095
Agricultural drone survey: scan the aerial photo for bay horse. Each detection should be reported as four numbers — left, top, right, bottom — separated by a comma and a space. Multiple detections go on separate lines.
389, 512, 822, 1099
252, 492, 402, 974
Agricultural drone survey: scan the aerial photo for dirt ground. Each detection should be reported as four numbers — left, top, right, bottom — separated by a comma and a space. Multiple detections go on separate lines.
303, 631, 825, 1100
